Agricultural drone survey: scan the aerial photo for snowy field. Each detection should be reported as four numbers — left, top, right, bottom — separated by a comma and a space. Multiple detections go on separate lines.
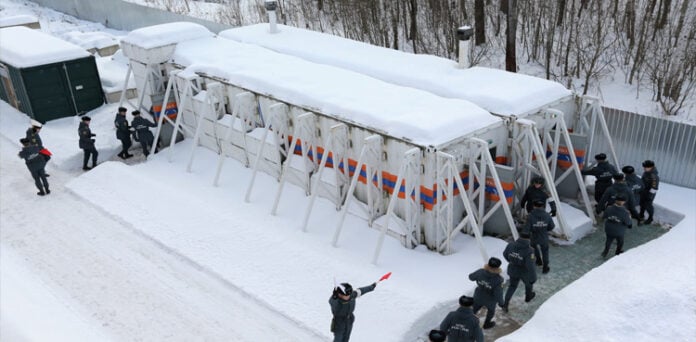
1, 1, 695, 341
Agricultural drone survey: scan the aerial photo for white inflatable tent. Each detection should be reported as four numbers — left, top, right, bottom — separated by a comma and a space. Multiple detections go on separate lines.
120, 23, 521, 263
219, 24, 613, 241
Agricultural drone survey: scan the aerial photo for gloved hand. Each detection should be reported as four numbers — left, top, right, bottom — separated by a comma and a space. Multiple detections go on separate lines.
549, 209, 557, 217
91, 133, 96, 137
332, 288, 339, 299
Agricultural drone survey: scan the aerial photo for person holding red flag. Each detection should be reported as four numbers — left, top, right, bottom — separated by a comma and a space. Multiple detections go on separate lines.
329, 273, 390, 341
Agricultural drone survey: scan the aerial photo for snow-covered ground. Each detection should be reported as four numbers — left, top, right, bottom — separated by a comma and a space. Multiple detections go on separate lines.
1, 1, 695, 341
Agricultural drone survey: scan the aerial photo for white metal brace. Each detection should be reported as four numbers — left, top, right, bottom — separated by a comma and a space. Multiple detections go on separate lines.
435, 151, 488, 262
212, 92, 257, 186
301, 123, 349, 231
244, 103, 290, 201
271, 112, 315, 215
372, 147, 422, 264
511, 120, 571, 238
464, 138, 518, 239
150, 70, 196, 162
578, 95, 620, 168
332, 135, 383, 247
187, 82, 224, 172
118, 62, 166, 115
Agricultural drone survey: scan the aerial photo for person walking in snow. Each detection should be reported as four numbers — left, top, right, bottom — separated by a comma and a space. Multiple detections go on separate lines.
601, 194, 633, 257
18, 138, 49, 196
130, 110, 157, 156
439, 295, 484, 342
622, 165, 643, 211
78, 116, 98, 170
520, 176, 557, 216
597, 173, 639, 220
582, 153, 618, 205
25, 119, 43, 148
502, 231, 537, 311
468, 257, 505, 329
329, 281, 378, 341
525, 199, 555, 274
639, 160, 659, 225
114, 106, 133, 159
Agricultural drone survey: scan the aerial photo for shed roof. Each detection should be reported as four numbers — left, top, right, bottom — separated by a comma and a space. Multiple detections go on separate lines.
172, 37, 499, 147
220, 24, 573, 117
120, 22, 213, 50
0, 26, 90, 68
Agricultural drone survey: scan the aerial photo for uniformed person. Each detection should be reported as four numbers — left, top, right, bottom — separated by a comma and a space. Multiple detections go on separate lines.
601, 194, 633, 257
439, 295, 484, 342
25, 119, 43, 148
525, 199, 555, 274
130, 110, 157, 156
78, 116, 98, 170
639, 160, 659, 225
502, 232, 537, 312
598, 173, 639, 220
115, 107, 133, 159
520, 176, 557, 216
581, 153, 618, 204
18, 138, 49, 196
329, 281, 377, 342
622, 165, 643, 210
468, 257, 505, 329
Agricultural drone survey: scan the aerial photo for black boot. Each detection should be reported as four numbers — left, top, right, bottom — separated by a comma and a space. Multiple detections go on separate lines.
483, 321, 496, 329
543, 266, 550, 274
525, 292, 536, 302
37, 191, 45, 196
83, 166, 92, 171
644, 217, 653, 225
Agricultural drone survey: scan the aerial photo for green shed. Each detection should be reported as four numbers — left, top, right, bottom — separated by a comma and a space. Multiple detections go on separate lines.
0, 26, 104, 123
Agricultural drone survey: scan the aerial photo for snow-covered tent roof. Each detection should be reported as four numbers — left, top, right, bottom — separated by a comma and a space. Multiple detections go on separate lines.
120, 22, 214, 65
220, 24, 573, 117
0, 14, 38, 28
172, 37, 499, 147
0, 26, 90, 68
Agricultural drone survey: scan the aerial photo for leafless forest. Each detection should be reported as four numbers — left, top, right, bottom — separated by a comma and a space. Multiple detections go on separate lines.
151, 0, 695, 116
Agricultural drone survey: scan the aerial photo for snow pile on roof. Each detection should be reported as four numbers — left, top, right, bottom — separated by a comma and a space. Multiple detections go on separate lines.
173, 37, 499, 146
220, 24, 573, 116
0, 14, 37, 27
0, 26, 89, 68
63, 30, 118, 50
96, 51, 136, 92
120, 22, 213, 49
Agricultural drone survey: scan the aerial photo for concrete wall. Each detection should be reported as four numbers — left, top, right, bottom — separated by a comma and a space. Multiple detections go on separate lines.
31, 0, 232, 33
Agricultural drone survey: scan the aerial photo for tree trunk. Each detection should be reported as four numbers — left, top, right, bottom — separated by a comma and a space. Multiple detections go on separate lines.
505, 0, 518, 72
409, 0, 417, 52
475, 0, 486, 45
673, 0, 689, 47
556, 0, 566, 26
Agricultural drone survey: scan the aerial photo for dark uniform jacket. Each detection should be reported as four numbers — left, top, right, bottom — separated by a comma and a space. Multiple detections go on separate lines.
582, 161, 618, 184
641, 168, 659, 197
599, 182, 638, 216
520, 185, 556, 212
18, 145, 46, 172
25, 127, 43, 148
525, 208, 555, 246
328, 283, 376, 331
625, 173, 643, 204
503, 239, 537, 283
78, 122, 95, 149
131, 116, 156, 141
439, 307, 484, 342
603, 204, 632, 236
114, 114, 131, 140
468, 267, 504, 307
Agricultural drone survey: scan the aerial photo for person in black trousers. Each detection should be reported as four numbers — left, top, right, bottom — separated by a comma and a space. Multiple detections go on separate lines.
18, 138, 49, 196
78, 116, 98, 170
582, 153, 618, 206
602, 194, 633, 257
114, 107, 133, 159
639, 160, 659, 225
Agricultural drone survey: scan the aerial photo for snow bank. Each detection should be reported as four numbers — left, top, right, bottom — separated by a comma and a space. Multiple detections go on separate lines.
63, 30, 118, 50
0, 26, 89, 67
120, 22, 213, 49
220, 24, 573, 116
173, 37, 499, 146
65, 141, 509, 341
500, 182, 696, 341
0, 14, 37, 27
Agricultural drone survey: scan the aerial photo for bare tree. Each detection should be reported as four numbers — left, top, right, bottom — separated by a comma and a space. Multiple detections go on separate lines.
505, 0, 518, 72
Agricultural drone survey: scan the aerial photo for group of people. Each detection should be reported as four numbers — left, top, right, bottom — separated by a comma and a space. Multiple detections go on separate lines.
581, 153, 660, 256
18, 107, 159, 194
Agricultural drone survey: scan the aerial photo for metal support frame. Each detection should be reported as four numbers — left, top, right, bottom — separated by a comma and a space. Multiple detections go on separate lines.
301, 123, 350, 231
244, 103, 290, 201
187, 82, 224, 172
510, 119, 571, 238
271, 112, 316, 215
118, 61, 167, 115
332, 135, 383, 247
151, 70, 196, 162
463, 138, 518, 239
213, 92, 258, 186
372, 147, 422, 264
435, 152, 488, 261
578, 95, 620, 167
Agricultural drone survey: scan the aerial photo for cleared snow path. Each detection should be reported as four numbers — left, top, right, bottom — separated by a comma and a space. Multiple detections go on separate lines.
0, 136, 326, 342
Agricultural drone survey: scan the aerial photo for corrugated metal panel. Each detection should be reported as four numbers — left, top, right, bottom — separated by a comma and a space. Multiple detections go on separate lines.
593, 107, 696, 188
